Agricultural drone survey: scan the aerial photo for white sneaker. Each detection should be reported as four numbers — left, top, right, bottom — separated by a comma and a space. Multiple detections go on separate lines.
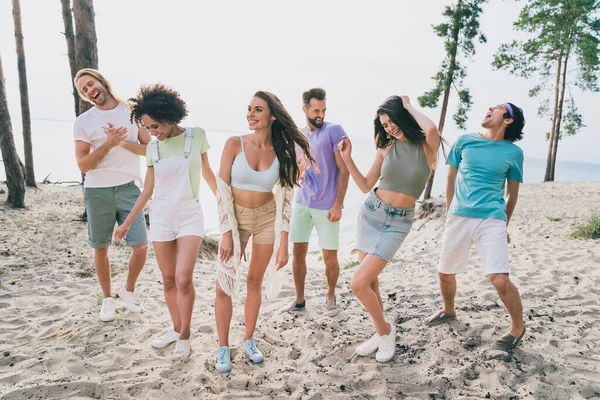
118, 286, 144, 313
325, 297, 340, 317
356, 332, 380, 356
279, 299, 306, 314
375, 323, 396, 363
173, 339, 191, 358
243, 338, 264, 364
151, 330, 180, 349
99, 297, 115, 322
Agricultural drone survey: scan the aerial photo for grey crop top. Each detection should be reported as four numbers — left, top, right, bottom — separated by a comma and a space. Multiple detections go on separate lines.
230, 137, 280, 192
379, 139, 430, 198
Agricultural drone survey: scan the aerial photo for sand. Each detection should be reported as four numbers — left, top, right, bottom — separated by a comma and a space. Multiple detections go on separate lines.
1, 181, 599, 399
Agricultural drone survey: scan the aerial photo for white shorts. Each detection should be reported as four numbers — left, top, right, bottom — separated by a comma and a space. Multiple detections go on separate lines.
149, 202, 204, 242
438, 214, 509, 276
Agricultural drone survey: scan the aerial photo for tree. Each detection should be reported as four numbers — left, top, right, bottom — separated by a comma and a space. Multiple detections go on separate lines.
60, 0, 79, 116
73, 0, 98, 116
12, 0, 35, 187
418, 0, 488, 199
493, 0, 600, 182
0, 53, 26, 208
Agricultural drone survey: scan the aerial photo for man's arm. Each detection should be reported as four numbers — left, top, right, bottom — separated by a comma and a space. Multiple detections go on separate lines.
505, 180, 520, 226
328, 151, 350, 222
446, 167, 458, 216
75, 128, 126, 174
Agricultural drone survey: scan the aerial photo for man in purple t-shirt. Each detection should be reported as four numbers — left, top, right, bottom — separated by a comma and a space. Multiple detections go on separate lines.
282, 88, 349, 317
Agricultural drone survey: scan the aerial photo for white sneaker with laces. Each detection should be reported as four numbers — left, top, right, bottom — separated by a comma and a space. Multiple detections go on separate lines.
99, 297, 115, 322
118, 286, 144, 313
151, 330, 180, 349
173, 339, 191, 358
325, 297, 340, 317
375, 322, 397, 363
356, 332, 380, 356
243, 338, 264, 364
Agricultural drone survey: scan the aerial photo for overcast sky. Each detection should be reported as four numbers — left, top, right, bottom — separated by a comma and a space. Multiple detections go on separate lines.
0, 0, 598, 165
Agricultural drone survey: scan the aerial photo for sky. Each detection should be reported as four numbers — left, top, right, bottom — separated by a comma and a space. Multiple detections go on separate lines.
0, 0, 598, 174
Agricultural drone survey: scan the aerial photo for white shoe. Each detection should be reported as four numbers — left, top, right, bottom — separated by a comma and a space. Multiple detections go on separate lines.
118, 286, 144, 313
356, 332, 380, 356
99, 297, 115, 322
375, 323, 396, 363
151, 330, 180, 349
279, 299, 306, 314
173, 339, 191, 358
325, 297, 340, 317
243, 338, 264, 364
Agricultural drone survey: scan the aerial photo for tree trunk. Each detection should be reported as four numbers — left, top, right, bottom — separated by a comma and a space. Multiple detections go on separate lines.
60, 0, 79, 116
73, 0, 98, 115
0, 54, 26, 208
544, 51, 563, 182
550, 46, 570, 181
12, 0, 35, 187
423, 0, 462, 200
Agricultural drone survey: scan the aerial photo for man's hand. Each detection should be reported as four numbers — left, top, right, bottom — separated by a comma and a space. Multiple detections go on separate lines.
103, 123, 128, 148
507, 232, 511, 244
327, 204, 342, 222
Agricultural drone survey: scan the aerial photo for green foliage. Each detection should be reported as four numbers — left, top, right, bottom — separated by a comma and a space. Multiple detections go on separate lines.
493, 0, 600, 135
569, 214, 600, 239
418, 0, 488, 130
342, 260, 360, 270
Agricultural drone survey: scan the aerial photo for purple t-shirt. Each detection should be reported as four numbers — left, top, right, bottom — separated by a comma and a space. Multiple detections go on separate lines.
296, 122, 347, 210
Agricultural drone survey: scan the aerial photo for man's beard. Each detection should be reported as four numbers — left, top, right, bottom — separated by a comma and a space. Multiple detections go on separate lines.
308, 117, 323, 129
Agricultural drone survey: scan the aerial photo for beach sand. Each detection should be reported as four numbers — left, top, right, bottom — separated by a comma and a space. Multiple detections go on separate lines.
1, 182, 599, 399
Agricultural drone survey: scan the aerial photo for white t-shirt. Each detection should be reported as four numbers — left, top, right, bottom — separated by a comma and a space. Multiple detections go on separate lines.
73, 102, 143, 188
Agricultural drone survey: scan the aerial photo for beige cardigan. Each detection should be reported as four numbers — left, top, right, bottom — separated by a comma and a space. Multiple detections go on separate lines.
215, 175, 293, 299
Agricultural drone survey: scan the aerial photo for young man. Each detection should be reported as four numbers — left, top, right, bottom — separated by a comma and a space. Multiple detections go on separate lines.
426, 103, 526, 352
73, 68, 150, 322
282, 88, 349, 317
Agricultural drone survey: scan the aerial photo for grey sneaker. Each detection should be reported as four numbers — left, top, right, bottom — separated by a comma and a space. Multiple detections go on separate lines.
279, 299, 306, 314
325, 296, 339, 317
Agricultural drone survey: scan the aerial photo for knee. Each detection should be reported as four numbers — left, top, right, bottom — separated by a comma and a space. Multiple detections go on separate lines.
350, 277, 368, 297
216, 282, 228, 298
132, 244, 148, 256
246, 274, 263, 293
488, 273, 510, 292
438, 272, 455, 284
163, 275, 176, 290
323, 256, 339, 271
175, 274, 193, 291
94, 247, 109, 257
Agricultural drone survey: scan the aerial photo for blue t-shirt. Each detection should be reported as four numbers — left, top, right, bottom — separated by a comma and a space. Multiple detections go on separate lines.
295, 122, 347, 210
448, 133, 523, 221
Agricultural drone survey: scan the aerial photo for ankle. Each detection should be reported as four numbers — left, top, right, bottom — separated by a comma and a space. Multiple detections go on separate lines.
179, 330, 191, 340
377, 322, 392, 336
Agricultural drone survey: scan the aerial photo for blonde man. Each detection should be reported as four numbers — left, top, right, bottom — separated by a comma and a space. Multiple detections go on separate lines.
73, 69, 150, 321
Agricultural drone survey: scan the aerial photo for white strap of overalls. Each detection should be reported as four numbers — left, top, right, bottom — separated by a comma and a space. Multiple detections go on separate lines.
151, 140, 160, 164
183, 128, 193, 159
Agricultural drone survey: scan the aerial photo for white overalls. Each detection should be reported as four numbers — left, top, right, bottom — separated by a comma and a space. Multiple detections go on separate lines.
148, 128, 204, 242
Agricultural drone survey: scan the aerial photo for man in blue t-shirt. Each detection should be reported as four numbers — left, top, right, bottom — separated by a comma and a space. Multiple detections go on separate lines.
426, 102, 526, 352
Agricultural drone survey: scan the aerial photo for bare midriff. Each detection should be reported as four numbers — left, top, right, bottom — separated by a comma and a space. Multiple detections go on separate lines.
375, 188, 417, 210
232, 187, 275, 209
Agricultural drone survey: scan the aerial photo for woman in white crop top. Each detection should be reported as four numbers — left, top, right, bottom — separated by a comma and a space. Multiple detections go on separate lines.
214, 91, 315, 373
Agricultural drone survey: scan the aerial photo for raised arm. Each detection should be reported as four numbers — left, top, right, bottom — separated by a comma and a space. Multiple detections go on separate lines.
401, 96, 441, 154
338, 135, 385, 194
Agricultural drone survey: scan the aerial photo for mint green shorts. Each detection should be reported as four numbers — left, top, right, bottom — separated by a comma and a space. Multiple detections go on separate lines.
84, 181, 148, 249
290, 203, 339, 250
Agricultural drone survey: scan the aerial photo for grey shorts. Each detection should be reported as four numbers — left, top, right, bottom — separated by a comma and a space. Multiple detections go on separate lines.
356, 189, 414, 262
84, 181, 148, 249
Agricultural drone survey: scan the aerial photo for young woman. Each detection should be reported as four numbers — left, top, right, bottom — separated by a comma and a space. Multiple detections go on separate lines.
114, 84, 216, 358
214, 91, 315, 373
338, 95, 442, 363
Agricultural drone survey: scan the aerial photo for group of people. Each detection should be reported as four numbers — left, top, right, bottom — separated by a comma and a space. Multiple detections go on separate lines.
73, 68, 527, 373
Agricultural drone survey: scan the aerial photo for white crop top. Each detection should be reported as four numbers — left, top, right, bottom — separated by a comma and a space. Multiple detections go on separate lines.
230, 137, 280, 192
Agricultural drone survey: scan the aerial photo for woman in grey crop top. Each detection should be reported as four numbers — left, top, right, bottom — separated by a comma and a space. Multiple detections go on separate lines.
338, 95, 442, 363
214, 91, 315, 373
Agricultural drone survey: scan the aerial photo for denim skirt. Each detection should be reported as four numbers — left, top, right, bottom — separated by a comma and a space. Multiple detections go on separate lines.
356, 189, 415, 262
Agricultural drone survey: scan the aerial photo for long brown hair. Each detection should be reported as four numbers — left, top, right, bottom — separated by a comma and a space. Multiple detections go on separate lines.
253, 91, 316, 188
